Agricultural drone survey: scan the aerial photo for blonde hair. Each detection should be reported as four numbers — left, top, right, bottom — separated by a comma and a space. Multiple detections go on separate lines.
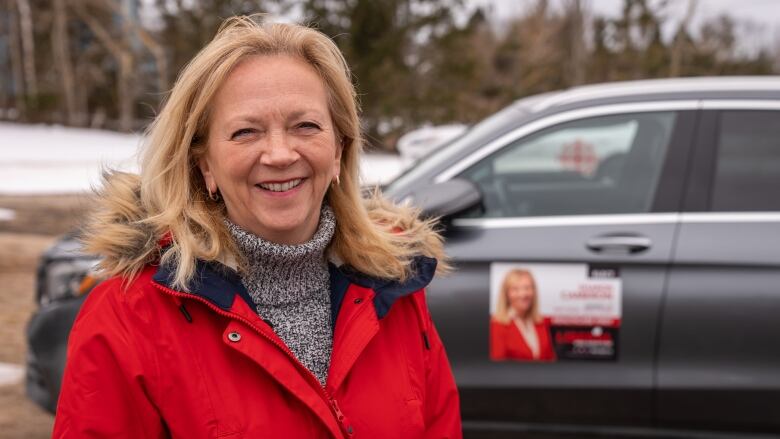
84, 15, 447, 290
493, 269, 540, 324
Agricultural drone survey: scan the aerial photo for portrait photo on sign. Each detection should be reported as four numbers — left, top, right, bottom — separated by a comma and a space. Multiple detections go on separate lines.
489, 263, 622, 363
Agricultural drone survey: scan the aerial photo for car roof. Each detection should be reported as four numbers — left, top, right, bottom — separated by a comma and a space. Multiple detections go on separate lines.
385, 76, 780, 197
523, 76, 780, 114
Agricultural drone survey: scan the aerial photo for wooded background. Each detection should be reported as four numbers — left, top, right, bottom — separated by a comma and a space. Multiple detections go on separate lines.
0, 0, 777, 150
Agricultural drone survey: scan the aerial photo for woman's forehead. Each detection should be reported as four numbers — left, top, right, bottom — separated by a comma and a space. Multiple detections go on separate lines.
507, 272, 532, 283
211, 55, 329, 120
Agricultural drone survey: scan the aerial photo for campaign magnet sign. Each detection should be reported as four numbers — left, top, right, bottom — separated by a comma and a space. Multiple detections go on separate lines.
489, 263, 622, 362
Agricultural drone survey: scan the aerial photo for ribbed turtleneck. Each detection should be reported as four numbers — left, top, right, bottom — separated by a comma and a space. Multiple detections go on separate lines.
225, 205, 336, 386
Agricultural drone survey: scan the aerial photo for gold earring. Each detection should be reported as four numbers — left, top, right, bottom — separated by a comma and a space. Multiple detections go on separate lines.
332, 175, 340, 188
207, 187, 220, 201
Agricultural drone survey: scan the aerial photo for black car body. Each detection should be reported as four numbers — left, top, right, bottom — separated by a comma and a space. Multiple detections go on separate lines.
28, 77, 780, 438
27, 234, 95, 413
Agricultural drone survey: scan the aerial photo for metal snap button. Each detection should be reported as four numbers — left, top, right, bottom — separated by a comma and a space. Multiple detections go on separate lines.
227, 331, 241, 342
353, 298, 363, 304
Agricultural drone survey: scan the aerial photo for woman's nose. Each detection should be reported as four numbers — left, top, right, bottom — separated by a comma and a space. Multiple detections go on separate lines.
260, 132, 299, 167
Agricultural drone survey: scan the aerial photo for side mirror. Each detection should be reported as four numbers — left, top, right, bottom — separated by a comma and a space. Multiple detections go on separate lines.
406, 178, 482, 224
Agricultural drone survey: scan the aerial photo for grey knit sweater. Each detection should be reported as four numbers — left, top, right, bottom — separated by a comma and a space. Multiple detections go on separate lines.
225, 206, 335, 386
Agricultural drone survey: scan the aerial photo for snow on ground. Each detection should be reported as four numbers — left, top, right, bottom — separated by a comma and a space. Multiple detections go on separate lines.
0, 208, 15, 221
0, 362, 23, 386
0, 122, 142, 194
0, 122, 403, 195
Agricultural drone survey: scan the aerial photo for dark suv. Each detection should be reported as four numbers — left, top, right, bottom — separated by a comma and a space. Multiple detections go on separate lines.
28, 77, 780, 438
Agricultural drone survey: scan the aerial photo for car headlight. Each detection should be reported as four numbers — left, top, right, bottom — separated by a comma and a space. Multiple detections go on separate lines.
40, 258, 100, 305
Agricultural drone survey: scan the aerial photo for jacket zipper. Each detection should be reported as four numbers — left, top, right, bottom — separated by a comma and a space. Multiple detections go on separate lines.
152, 282, 353, 438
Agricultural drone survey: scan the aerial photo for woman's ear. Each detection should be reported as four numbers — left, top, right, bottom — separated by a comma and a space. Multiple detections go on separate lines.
198, 156, 216, 193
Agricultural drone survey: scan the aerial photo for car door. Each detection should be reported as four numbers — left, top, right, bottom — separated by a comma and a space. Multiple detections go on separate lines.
657, 104, 780, 434
423, 102, 698, 435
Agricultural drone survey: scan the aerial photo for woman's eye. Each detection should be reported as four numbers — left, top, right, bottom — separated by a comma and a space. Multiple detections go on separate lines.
230, 128, 255, 139
296, 122, 321, 131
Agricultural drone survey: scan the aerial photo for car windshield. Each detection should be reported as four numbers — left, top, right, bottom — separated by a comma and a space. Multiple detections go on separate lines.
384, 97, 545, 193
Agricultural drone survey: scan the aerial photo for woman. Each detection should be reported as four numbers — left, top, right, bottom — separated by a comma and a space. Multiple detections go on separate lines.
53, 16, 460, 438
490, 269, 556, 362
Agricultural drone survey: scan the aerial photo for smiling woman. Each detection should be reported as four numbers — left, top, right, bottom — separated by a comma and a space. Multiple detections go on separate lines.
198, 55, 342, 245
52, 15, 460, 439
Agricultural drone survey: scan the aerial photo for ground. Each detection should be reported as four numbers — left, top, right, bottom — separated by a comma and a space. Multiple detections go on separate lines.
0, 194, 92, 439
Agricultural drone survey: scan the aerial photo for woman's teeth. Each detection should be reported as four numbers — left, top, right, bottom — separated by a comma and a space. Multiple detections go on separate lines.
258, 178, 302, 192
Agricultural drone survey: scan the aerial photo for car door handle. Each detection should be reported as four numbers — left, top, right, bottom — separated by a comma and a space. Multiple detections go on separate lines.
586, 235, 652, 254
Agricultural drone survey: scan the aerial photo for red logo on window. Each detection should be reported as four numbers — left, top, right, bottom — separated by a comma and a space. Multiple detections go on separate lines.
558, 139, 598, 176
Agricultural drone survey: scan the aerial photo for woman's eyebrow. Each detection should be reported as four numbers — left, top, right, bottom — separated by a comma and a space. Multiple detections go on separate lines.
288, 109, 325, 120
225, 114, 263, 125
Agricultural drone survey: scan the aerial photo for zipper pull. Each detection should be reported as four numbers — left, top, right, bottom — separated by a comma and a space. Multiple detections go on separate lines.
329, 397, 354, 437
179, 303, 193, 323
172, 297, 192, 323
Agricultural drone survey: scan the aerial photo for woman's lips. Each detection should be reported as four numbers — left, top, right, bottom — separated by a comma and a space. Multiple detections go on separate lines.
256, 178, 303, 193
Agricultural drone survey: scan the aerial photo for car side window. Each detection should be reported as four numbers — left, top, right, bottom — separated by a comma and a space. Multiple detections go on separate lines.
711, 110, 780, 212
457, 112, 677, 218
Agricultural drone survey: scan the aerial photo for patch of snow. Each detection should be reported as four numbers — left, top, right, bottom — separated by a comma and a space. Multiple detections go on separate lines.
0, 362, 23, 386
0, 122, 142, 194
360, 154, 404, 186
0, 122, 403, 194
0, 207, 15, 221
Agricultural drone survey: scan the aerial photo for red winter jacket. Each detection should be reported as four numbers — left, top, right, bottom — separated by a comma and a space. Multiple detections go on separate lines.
53, 256, 461, 438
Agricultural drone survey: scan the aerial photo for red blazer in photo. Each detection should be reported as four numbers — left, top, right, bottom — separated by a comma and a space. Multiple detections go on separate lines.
489, 318, 556, 362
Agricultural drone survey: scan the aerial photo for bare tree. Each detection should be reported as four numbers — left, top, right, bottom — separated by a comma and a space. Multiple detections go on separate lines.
563, 0, 587, 86
670, 0, 697, 76
517, 0, 563, 93
126, 18, 170, 94
7, 0, 26, 118
72, 0, 136, 131
94, 0, 170, 93
16, 0, 37, 101
51, 0, 82, 125
0, 1, 9, 112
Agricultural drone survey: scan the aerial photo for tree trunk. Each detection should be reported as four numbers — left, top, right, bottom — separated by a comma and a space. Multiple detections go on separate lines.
73, 56, 93, 127
16, 0, 37, 101
51, 0, 81, 125
116, 52, 134, 131
670, 0, 697, 77
565, 0, 586, 86
73, 1, 136, 131
0, 1, 10, 112
7, 1, 26, 119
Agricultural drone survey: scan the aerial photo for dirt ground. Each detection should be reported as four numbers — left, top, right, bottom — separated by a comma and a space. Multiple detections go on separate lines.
0, 194, 93, 439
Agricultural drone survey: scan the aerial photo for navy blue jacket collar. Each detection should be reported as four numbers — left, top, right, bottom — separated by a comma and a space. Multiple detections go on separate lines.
152, 260, 254, 311
336, 256, 437, 319
152, 256, 437, 323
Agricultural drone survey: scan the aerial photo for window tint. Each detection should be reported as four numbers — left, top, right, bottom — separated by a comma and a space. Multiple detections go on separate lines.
458, 112, 677, 218
711, 111, 780, 212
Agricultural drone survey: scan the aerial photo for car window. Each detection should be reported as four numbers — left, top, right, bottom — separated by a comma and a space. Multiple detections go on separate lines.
457, 112, 677, 218
711, 110, 780, 212
385, 99, 534, 194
